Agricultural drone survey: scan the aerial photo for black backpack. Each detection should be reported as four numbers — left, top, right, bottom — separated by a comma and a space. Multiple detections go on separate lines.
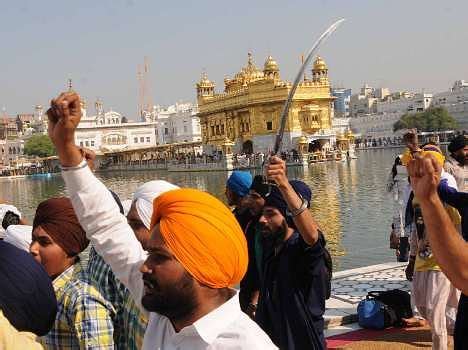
367, 289, 413, 326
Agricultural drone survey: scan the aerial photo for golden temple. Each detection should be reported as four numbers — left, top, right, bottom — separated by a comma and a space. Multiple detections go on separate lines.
196, 53, 335, 154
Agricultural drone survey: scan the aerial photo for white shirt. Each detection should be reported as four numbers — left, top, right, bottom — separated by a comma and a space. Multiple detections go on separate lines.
62, 165, 277, 350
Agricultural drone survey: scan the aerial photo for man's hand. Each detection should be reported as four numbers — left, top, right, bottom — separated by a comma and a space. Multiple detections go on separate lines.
407, 153, 441, 202
47, 92, 82, 146
47, 91, 83, 167
405, 258, 415, 281
266, 155, 289, 188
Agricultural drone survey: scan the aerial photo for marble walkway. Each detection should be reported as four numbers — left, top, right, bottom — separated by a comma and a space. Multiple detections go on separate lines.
325, 262, 411, 329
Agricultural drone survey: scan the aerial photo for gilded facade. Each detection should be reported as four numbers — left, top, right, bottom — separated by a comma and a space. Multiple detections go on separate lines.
196, 53, 335, 153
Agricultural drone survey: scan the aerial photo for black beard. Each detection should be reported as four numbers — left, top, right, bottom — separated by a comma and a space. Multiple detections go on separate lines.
141, 272, 197, 320
455, 154, 468, 166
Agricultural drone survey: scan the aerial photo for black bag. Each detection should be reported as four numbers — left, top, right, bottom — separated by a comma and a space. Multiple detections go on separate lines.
367, 289, 413, 326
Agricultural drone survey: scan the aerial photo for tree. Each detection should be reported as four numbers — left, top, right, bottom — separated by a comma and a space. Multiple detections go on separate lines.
393, 107, 458, 132
24, 134, 56, 158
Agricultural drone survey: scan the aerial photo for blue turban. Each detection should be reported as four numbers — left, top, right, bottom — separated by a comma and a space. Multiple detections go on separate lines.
227, 171, 253, 197
264, 180, 312, 229
0, 241, 57, 336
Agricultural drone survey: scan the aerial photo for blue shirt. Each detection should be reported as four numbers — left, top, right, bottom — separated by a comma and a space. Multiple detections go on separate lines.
437, 179, 468, 241
256, 232, 328, 350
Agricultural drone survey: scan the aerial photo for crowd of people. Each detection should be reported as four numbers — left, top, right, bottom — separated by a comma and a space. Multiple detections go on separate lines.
0, 91, 332, 349
386, 132, 468, 349
0, 91, 467, 350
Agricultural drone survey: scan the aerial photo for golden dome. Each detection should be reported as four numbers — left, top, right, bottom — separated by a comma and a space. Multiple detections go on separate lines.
197, 71, 214, 87
232, 53, 265, 84
264, 55, 279, 71
313, 56, 327, 71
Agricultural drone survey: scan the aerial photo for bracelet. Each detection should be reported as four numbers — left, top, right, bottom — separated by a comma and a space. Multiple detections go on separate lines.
61, 158, 87, 172
286, 195, 308, 217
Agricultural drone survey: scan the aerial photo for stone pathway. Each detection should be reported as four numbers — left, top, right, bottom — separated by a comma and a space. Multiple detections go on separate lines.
325, 262, 411, 329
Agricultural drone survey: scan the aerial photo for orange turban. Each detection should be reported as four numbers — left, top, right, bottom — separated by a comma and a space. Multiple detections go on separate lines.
150, 188, 248, 289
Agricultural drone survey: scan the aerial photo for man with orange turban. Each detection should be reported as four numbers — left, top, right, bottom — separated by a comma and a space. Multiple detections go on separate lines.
47, 91, 276, 349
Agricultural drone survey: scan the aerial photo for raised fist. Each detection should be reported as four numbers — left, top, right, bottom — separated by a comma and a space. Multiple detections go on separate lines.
47, 92, 82, 148
407, 153, 441, 200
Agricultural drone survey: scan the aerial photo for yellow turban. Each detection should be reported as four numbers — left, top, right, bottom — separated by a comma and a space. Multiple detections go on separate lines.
421, 144, 445, 167
150, 188, 248, 289
402, 144, 445, 167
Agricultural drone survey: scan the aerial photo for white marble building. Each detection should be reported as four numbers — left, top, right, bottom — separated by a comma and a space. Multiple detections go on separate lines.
74, 100, 157, 152
350, 92, 433, 140
73, 100, 202, 153
0, 139, 24, 166
152, 102, 201, 145
432, 80, 468, 130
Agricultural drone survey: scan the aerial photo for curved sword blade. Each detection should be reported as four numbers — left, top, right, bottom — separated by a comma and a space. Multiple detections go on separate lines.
273, 18, 345, 155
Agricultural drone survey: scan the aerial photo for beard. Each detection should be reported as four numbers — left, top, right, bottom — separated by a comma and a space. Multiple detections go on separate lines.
141, 271, 197, 320
453, 153, 467, 166
261, 219, 288, 239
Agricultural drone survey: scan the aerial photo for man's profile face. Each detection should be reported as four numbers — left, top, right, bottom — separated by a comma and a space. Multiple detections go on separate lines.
140, 224, 197, 320
454, 146, 468, 165
126, 201, 151, 250
225, 187, 236, 207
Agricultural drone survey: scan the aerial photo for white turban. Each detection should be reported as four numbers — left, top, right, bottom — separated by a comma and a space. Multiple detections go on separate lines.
121, 200, 133, 216
0, 204, 21, 239
4, 225, 32, 252
133, 180, 179, 229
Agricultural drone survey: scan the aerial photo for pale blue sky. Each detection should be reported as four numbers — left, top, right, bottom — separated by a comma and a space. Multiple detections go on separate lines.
1, 0, 467, 120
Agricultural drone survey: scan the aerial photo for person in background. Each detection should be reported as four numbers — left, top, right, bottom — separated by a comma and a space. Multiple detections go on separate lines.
238, 175, 269, 317
30, 197, 115, 349
104, 180, 178, 349
445, 135, 468, 191
225, 170, 253, 230
0, 204, 22, 239
405, 146, 459, 350
387, 155, 411, 262
407, 152, 468, 349
4, 224, 32, 252
239, 175, 268, 319
255, 156, 329, 350
0, 240, 57, 349
46, 90, 277, 349
401, 130, 420, 166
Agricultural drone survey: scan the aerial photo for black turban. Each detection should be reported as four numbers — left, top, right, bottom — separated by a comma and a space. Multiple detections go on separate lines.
0, 241, 57, 336
448, 135, 467, 154
33, 197, 89, 256
250, 175, 270, 198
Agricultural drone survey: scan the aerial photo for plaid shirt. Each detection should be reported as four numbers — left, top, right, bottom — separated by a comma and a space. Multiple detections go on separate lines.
87, 247, 148, 350
41, 262, 115, 350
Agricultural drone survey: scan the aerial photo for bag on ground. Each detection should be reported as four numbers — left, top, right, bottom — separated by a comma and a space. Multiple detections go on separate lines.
367, 289, 413, 325
357, 296, 397, 329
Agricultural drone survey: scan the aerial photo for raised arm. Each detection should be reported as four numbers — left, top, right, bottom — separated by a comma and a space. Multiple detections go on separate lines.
266, 156, 319, 246
408, 154, 468, 294
47, 92, 147, 310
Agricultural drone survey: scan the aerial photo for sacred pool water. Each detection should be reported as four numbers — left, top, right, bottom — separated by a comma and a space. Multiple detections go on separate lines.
0, 148, 403, 271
